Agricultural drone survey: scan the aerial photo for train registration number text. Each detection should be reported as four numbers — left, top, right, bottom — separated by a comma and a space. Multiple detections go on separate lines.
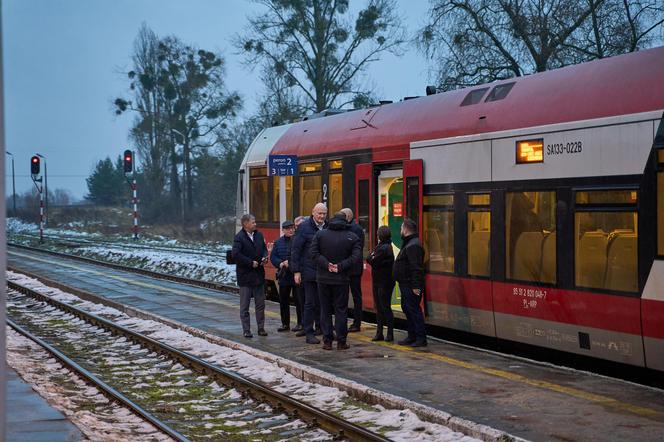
546, 141, 582, 155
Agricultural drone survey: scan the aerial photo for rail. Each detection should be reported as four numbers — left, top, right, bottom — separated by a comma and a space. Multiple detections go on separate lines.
7, 279, 390, 442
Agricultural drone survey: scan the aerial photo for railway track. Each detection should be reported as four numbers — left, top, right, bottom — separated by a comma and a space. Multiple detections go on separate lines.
6, 279, 389, 442
10, 232, 227, 258
7, 242, 239, 293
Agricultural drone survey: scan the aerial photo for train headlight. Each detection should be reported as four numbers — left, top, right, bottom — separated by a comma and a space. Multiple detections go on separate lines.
516, 139, 544, 164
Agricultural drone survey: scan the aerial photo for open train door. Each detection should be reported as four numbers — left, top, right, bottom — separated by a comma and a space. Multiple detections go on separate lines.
403, 158, 425, 314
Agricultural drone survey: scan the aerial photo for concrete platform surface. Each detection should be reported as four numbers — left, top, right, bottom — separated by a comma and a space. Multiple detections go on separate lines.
8, 246, 664, 441
5, 364, 82, 441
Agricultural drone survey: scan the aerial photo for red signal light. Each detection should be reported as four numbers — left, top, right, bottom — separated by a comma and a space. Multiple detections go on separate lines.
123, 149, 133, 173
30, 155, 40, 175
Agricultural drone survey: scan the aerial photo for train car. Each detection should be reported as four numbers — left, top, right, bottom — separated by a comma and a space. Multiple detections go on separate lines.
236, 46, 664, 371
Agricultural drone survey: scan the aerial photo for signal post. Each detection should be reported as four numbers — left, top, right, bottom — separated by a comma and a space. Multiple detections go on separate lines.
123, 149, 139, 240
30, 155, 44, 243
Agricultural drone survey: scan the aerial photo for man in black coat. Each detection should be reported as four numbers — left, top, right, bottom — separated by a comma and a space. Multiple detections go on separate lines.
270, 220, 296, 331
311, 212, 362, 350
232, 214, 268, 338
340, 208, 365, 332
291, 203, 328, 344
393, 218, 427, 347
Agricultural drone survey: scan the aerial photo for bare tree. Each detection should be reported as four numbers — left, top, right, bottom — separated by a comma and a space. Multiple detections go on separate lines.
237, 0, 405, 112
418, 0, 664, 90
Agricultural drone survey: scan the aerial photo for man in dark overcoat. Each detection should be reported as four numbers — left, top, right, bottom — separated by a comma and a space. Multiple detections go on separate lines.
291, 203, 328, 344
311, 212, 361, 350
270, 220, 296, 331
340, 207, 365, 332
232, 213, 268, 338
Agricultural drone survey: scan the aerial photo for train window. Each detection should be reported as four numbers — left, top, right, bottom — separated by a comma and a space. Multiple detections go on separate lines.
575, 211, 638, 292
576, 190, 637, 205
249, 167, 269, 222
299, 162, 322, 173
358, 180, 370, 258
329, 159, 343, 170
460, 87, 489, 106
328, 172, 343, 215
506, 191, 556, 283
468, 193, 490, 206
273, 176, 293, 221
485, 82, 515, 102
658, 150, 664, 165
406, 177, 420, 225
659, 173, 664, 255
424, 194, 454, 274
299, 175, 322, 216
468, 212, 491, 277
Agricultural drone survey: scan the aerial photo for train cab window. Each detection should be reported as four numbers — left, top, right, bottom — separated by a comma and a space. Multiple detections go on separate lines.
328, 160, 343, 215
423, 194, 454, 274
299, 162, 322, 216
485, 82, 515, 102
506, 191, 556, 284
273, 176, 293, 221
575, 190, 638, 292
460, 87, 489, 106
249, 167, 269, 222
468, 193, 491, 277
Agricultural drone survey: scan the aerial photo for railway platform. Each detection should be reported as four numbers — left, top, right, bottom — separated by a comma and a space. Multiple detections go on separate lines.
5, 364, 82, 441
8, 245, 664, 441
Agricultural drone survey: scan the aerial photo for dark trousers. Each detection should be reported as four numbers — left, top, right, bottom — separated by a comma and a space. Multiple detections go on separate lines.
278, 284, 293, 326
372, 282, 394, 336
318, 283, 349, 344
294, 284, 304, 326
400, 285, 426, 342
302, 280, 320, 335
349, 275, 363, 326
239, 285, 265, 333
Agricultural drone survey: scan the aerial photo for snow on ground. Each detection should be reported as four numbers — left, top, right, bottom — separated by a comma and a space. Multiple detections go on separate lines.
6, 327, 171, 441
8, 270, 481, 442
68, 245, 235, 285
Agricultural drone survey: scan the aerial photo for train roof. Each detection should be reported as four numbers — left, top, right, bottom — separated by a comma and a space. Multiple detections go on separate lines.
270, 46, 664, 160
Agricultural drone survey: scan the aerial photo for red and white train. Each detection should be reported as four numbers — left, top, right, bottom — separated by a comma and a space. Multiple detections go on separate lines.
236, 46, 664, 371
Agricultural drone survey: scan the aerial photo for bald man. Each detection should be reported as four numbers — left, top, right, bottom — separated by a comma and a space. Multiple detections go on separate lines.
291, 203, 328, 344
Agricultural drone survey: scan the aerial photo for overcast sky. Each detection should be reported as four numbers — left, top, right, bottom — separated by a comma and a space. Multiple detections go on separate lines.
3, 0, 432, 200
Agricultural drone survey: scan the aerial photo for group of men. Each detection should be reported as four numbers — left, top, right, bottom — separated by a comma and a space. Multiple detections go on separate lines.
231, 201, 427, 350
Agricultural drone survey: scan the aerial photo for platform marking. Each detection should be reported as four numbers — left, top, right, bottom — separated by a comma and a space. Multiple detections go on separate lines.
352, 334, 664, 420
10, 249, 664, 420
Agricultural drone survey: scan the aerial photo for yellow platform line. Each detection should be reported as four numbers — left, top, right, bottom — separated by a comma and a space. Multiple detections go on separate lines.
9, 249, 664, 420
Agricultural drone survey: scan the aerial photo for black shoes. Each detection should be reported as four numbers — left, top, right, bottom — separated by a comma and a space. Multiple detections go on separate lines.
277, 325, 290, 332
295, 330, 306, 337
385, 332, 394, 342
306, 335, 321, 344
372, 334, 384, 342
410, 340, 428, 348
243, 331, 253, 338
258, 329, 268, 336
291, 324, 303, 332
348, 324, 361, 333
337, 342, 350, 350
397, 338, 415, 346
322, 342, 333, 350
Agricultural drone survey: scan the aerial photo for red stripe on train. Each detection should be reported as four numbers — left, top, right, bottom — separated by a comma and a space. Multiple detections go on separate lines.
642, 299, 664, 339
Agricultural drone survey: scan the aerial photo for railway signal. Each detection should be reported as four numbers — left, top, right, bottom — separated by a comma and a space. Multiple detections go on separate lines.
123, 149, 139, 240
30, 155, 44, 243
30, 155, 40, 176
123, 149, 133, 173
